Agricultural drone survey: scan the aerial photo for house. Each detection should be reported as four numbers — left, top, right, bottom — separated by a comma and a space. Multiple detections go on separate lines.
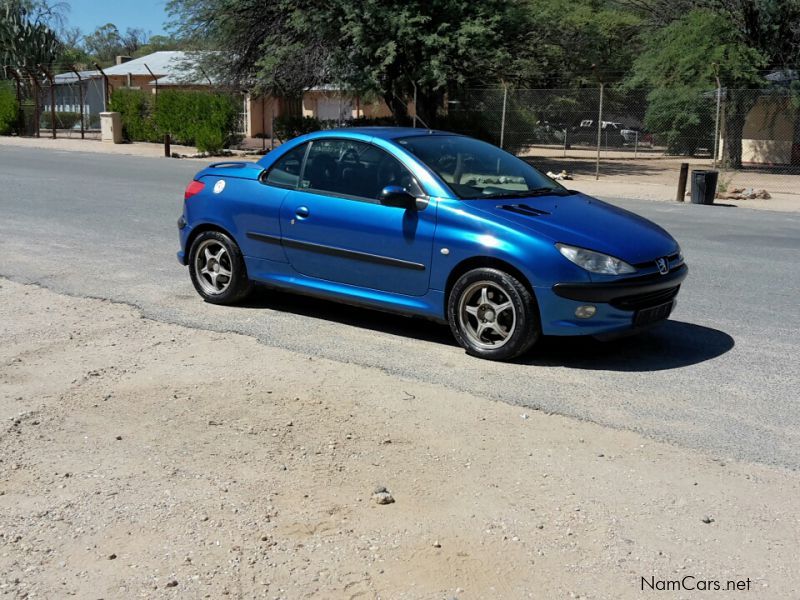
717, 71, 800, 166
50, 69, 104, 128
100, 51, 213, 93
52, 51, 403, 139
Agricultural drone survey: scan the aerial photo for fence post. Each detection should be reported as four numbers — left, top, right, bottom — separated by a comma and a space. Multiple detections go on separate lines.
563, 128, 568, 157
26, 69, 41, 138
634, 130, 638, 159
412, 83, 418, 128
712, 74, 722, 168
94, 63, 110, 112
595, 82, 604, 180
676, 162, 689, 202
144, 63, 158, 107
40, 65, 57, 139
164, 133, 171, 157
69, 66, 85, 139
261, 95, 266, 152
499, 84, 508, 150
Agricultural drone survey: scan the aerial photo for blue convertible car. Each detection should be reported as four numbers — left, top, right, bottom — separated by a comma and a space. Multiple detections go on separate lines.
178, 128, 687, 360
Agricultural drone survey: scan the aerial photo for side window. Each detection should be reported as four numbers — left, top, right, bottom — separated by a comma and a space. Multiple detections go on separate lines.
301, 139, 423, 201
301, 139, 350, 195
369, 147, 425, 199
264, 142, 308, 189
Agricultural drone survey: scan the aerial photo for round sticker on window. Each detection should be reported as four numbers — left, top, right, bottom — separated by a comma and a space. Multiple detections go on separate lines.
213, 179, 226, 194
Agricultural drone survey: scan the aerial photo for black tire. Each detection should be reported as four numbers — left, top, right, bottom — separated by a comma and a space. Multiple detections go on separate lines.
447, 268, 540, 361
188, 230, 253, 304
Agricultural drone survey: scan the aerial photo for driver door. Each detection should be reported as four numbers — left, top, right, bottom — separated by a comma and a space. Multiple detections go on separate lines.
279, 139, 436, 296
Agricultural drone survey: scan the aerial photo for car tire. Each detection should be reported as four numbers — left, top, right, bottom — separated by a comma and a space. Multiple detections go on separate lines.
188, 230, 253, 304
448, 268, 540, 361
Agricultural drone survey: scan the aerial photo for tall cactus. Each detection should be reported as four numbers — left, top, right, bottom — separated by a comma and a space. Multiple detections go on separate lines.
0, 2, 63, 70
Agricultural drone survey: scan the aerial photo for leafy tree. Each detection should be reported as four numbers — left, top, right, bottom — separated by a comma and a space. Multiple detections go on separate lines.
83, 23, 150, 65
168, 0, 549, 125
133, 34, 184, 57
167, 0, 647, 127
627, 0, 800, 166
629, 9, 766, 165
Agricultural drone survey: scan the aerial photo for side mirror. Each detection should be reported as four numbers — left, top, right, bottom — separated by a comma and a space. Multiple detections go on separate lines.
380, 185, 417, 209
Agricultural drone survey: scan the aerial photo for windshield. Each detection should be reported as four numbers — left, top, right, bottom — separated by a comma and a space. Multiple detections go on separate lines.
396, 135, 565, 199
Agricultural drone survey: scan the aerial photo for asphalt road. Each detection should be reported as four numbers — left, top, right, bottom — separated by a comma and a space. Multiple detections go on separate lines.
2, 146, 799, 468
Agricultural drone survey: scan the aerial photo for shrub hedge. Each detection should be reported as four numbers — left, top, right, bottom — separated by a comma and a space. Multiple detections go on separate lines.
0, 82, 19, 135
110, 88, 240, 152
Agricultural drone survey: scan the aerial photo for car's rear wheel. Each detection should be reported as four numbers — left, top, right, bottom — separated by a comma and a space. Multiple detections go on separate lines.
188, 231, 252, 304
448, 268, 540, 361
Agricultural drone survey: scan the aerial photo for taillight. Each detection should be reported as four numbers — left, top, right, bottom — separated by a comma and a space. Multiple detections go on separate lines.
184, 180, 205, 200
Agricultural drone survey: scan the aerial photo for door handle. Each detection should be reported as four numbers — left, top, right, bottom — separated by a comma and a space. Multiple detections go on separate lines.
295, 206, 310, 219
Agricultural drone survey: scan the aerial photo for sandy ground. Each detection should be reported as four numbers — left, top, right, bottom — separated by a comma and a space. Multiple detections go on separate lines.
523, 150, 800, 213
1, 279, 799, 599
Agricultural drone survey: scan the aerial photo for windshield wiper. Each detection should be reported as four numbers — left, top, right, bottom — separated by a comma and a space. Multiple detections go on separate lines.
478, 187, 573, 199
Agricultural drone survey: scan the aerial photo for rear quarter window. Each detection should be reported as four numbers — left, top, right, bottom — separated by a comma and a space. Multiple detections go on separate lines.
264, 143, 309, 189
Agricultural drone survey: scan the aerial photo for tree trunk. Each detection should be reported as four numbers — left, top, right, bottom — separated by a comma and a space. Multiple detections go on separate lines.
415, 89, 444, 129
382, 92, 410, 125
723, 89, 758, 169
281, 96, 303, 119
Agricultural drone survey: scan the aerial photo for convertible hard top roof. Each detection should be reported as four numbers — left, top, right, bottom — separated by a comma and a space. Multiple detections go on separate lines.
320, 127, 461, 140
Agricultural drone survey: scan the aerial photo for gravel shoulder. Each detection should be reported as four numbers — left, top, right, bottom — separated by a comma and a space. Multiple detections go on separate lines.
2, 279, 798, 599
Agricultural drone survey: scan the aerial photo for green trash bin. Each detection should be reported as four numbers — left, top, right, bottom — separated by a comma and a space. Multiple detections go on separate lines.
690, 170, 718, 205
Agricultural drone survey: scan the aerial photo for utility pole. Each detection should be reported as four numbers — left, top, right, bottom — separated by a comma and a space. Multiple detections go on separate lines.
499, 84, 508, 150
592, 64, 604, 181
712, 63, 722, 168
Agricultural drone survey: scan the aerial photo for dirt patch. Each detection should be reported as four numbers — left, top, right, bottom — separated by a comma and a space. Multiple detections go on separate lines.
523, 152, 800, 212
1, 279, 798, 598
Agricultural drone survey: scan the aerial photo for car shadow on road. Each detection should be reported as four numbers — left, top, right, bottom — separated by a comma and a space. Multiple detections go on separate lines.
519, 320, 734, 371
236, 287, 458, 346
237, 288, 733, 372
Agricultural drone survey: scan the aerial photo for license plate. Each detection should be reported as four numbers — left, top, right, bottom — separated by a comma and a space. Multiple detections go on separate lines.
634, 301, 673, 326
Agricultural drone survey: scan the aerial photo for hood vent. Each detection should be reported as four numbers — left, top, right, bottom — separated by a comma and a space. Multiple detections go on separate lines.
497, 203, 550, 217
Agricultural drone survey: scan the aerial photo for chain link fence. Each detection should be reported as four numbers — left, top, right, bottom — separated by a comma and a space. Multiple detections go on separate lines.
445, 86, 800, 201
2, 63, 110, 139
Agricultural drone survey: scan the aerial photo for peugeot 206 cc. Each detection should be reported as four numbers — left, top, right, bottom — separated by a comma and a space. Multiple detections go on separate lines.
177, 128, 687, 361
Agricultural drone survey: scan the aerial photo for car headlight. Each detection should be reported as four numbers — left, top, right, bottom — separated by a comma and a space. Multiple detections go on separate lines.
556, 243, 636, 275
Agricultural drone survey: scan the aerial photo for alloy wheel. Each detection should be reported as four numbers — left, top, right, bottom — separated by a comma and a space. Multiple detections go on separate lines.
194, 239, 233, 295
457, 281, 517, 350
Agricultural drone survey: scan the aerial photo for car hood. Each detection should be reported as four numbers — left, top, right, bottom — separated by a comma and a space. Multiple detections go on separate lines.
461, 193, 679, 264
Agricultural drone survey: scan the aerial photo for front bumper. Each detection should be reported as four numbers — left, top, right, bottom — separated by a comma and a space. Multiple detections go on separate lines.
537, 264, 688, 336
552, 264, 688, 305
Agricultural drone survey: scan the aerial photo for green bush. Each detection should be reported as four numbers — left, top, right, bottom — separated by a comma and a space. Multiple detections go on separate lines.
40, 111, 82, 130
194, 124, 226, 153
110, 88, 160, 142
110, 88, 239, 151
0, 82, 19, 135
643, 87, 714, 156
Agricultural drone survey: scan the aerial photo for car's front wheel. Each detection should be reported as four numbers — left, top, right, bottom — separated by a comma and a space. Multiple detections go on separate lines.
448, 268, 540, 361
188, 230, 253, 304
